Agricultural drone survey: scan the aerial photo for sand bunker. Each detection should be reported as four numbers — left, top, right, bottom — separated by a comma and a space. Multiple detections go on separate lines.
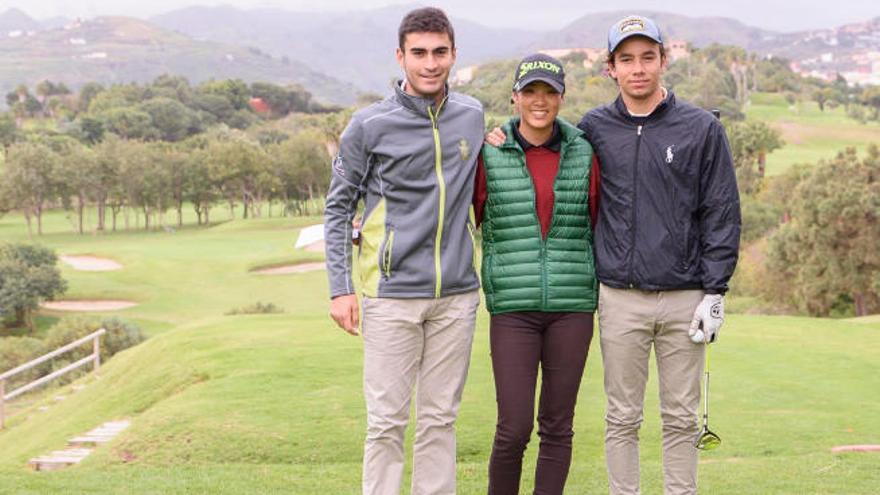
60, 255, 122, 272
252, 262, 326, 275
41, 300, 137, 312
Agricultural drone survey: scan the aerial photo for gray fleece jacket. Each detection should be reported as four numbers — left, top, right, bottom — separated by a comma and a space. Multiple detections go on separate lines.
324, 82, 485, 299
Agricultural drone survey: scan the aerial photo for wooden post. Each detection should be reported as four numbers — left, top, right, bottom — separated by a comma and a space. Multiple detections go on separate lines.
93, 336, 101, 372
1, 379, 6, 430
0, 328, 105, 425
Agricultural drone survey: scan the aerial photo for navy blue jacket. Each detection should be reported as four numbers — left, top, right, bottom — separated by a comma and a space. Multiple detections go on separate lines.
577, 91, 741, 294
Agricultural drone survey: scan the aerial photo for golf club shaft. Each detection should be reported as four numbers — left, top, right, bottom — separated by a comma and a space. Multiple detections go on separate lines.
703, 343, 710, 424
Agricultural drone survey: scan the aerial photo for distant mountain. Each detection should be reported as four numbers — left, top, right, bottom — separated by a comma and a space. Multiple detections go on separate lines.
39, 16, 73, 30
0, 16, 360, 105
151, 5, 543, 95
531, 10, 778, 50
0, 7, 41, 34
152, 5, 880, 95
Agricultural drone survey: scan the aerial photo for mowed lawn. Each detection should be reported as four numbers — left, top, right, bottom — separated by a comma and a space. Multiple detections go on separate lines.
745, 92, 880, 177
0, 212, 879, 494
0, 208, 326, 333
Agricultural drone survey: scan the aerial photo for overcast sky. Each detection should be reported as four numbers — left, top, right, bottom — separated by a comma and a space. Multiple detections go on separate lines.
2, 0, 878, 32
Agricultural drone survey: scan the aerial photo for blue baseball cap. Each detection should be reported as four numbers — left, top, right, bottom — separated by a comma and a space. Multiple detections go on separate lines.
607, 15, 663, 54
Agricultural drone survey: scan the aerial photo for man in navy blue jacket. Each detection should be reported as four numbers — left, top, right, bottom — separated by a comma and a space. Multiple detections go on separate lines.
578, 15, 741, 495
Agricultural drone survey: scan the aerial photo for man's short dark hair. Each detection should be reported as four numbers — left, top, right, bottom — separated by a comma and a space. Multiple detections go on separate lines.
606, 41, 667, 67
398, 7, 455, 50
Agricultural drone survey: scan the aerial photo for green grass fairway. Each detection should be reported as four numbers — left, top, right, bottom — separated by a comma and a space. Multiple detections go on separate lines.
0, 210, 325, 334
1, 212, 879, 494
745, 92, 880, 177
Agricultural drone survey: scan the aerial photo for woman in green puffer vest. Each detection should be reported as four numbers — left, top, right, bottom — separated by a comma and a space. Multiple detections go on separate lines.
473, 53, 600, 495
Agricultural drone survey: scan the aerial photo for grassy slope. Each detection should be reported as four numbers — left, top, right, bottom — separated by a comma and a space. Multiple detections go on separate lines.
1, 212, 879, 493
745, 92, 880, 177
0, 313, 877, 494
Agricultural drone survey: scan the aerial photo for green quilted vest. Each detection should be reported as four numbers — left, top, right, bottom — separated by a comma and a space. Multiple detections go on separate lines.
480, 118, 598, 314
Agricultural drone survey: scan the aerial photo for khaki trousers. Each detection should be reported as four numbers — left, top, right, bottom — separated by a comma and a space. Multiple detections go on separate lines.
598, 284, 705, 495
361, 290, 480, 495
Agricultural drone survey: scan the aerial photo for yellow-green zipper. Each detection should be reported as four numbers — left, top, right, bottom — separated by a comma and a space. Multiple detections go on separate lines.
427, 98, 447, 298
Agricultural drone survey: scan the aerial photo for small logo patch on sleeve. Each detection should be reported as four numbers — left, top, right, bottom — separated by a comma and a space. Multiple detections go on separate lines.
332, 155, 345, 177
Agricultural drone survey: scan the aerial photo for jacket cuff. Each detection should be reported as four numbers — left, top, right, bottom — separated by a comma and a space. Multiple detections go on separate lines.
330, 289, 356, 299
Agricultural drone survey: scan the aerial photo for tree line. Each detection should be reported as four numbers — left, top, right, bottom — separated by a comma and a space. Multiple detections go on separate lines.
0, 127, 337, 235
3, 75, 336, 141
0, 75, 355, 235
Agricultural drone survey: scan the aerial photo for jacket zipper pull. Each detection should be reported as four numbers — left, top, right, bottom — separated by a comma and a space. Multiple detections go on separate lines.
637, 125, 643, 136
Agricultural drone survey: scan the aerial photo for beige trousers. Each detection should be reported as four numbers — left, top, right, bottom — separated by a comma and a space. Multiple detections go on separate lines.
598, 284, 705, 495
361, 290, 480, 495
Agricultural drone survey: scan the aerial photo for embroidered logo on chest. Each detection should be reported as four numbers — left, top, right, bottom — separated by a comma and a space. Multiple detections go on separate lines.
665, 145, 675, 164
459, 139, 471, 161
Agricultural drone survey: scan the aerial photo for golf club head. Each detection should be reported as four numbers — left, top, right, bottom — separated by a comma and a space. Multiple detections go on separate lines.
695, 428, 721, 450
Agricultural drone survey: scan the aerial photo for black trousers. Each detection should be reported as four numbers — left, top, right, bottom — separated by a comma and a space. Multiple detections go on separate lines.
488, 311, 595, 495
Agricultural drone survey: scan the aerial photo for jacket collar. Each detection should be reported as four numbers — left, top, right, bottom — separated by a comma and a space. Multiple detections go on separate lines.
393, 80, 448, 118
510, 120, 562, 152
501, 117, 584, 151
613, 89, 675, 123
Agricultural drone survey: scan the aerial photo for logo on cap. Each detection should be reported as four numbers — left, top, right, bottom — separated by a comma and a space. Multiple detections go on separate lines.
608, 14, 662, 53
518, 60, 562, 80
513, 54, 566, 93
619, 18, 646, 33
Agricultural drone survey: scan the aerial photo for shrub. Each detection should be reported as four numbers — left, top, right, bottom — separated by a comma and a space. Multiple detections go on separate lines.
847, 104, 867, 124
43, 316, 145, 362
225, 302, 284, 315
740, 195, 782, 244
41, 316, 146, 383
0, 336, 48, 390
0, 316, 145, 394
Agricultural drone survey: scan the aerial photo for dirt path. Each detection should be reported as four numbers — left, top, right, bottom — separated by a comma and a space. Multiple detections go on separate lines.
831, 445, 880, 453
252, 262, 326, 275
41, 300, 137, 311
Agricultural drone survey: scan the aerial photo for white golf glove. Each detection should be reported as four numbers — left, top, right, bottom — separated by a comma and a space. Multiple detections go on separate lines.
689, 294, 724, 343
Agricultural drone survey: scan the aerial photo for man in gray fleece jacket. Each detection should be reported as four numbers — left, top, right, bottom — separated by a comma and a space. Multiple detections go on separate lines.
323, 7, 484, 495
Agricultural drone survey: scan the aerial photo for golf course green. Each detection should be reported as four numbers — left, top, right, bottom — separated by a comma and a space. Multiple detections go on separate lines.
0, 209, 878, 494
745, 92, 880, 177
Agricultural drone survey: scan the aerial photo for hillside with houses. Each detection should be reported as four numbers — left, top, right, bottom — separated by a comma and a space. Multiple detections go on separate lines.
0, 7, 877, 105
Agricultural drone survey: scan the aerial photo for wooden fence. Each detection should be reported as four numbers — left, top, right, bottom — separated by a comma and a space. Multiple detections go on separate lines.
0, 328, 106, 429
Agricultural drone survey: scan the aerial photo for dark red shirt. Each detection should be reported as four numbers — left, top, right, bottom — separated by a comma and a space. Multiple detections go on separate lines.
473, 137, 601, 237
